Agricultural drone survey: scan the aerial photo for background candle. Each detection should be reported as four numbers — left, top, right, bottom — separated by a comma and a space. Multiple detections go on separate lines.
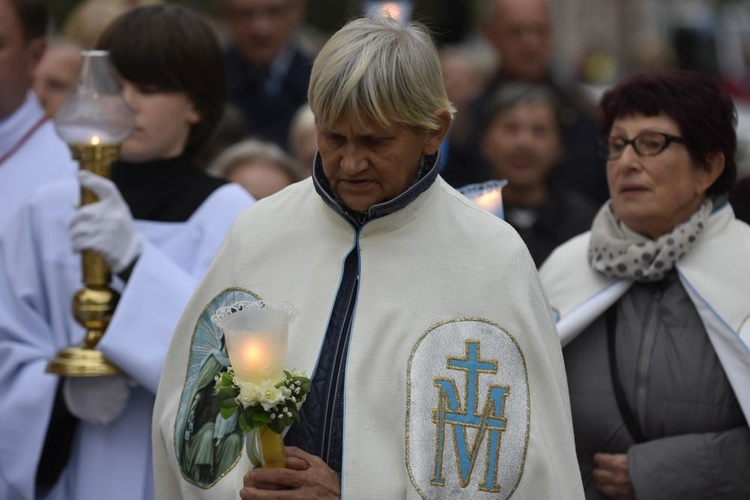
458, 179, 508, 219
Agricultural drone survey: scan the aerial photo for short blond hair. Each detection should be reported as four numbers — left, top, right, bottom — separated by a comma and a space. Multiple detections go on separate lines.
308, 15, 455, 132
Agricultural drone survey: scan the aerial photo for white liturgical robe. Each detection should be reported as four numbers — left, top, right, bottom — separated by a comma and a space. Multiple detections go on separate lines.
0, 92, 77, 234
0, 179, 252, 500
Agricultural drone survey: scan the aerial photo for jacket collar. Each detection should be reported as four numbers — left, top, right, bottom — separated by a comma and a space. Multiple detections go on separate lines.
312, 151, 440, 228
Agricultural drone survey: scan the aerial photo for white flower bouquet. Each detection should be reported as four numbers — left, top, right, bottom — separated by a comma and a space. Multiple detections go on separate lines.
214, 367, 311, 435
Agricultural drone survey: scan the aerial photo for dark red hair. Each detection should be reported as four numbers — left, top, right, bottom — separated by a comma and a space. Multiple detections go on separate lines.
600, 70, 736, 196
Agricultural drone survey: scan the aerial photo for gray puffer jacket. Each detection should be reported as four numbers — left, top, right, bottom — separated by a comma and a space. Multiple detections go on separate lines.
564, 270, 750, 499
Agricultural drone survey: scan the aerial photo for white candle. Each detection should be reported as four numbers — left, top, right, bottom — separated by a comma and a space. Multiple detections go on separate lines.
474, 189, 502, 214
212, 300, 297, 385
226, 330, 284, 384
458, 180, 508, 219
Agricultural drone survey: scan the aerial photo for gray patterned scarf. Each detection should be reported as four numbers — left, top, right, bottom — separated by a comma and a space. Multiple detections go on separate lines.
588, 200, 712, 282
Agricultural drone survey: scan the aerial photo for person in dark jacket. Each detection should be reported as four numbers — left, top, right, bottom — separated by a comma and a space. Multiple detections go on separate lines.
441, 0, 608, 206
541, 70, 750, 500
218, 0, 312, 151
481, 83, 598, 266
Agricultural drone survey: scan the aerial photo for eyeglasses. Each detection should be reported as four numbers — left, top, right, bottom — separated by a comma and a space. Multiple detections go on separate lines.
597, 132, 687, 160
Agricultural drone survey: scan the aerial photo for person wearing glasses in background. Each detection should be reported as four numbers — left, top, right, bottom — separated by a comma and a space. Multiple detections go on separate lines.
540, 70, 750, 499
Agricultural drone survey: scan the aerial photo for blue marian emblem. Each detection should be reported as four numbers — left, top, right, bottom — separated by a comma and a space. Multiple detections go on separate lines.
407, 319, 529, 499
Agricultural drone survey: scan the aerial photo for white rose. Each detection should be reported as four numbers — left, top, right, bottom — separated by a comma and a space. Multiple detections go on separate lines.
259, 380, 286, 411
237, 382, 262, 408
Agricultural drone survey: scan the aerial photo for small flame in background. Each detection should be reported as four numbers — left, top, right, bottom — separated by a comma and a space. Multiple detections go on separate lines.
367, 1, 412, 25
474, 190, 502, 213
379, 2, 402, 20
90, 135, 100, 146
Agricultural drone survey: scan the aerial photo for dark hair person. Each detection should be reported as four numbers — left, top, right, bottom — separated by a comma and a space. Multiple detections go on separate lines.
541, 69, 750, 499
600, 70, 737, 197
0, 5, 253, 499
98, 5, 226, 156
12, 0, 47, 40
481, 83, 599, 267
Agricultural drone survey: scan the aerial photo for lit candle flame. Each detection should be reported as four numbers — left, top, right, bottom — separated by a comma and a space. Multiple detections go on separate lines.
380, 2, 402, 19
90, 135, 100, 146
474, 190, 502, 213
241, 341, 267, 369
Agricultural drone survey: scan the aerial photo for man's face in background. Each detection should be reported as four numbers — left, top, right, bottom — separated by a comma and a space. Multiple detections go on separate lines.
221, 0, 303, 66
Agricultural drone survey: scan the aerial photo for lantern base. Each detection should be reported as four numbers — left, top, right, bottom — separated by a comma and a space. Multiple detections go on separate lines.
46, 346, 120, 377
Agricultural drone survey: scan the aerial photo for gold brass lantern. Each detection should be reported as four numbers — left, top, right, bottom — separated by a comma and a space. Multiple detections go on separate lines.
46, 50, 134, 376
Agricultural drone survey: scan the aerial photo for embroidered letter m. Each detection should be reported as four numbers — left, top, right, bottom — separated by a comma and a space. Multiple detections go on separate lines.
432, 341, 508, 493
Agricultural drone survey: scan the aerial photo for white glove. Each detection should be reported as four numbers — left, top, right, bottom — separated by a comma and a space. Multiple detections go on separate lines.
69, 170, 144, 273
63, 374, 132, 425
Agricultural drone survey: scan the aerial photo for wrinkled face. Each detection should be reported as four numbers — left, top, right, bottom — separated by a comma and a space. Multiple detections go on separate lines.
33, 44, 82, 116
607, 113, 719, 238
119, 80, 200, 162
228, 159, 294, 199
487, 0, 551, 81
482, 101, 560, 191
0, 0, 44, 118
222, 0, 300, 66
317, 113, 444, 214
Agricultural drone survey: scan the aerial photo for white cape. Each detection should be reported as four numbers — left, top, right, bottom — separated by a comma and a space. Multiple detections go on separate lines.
0, 92, 77, 234
540, 203, 750, 421
154, 178, 584, 499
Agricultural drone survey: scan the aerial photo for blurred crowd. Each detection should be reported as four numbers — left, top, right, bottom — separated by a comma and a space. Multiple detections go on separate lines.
27, 0, 750, 260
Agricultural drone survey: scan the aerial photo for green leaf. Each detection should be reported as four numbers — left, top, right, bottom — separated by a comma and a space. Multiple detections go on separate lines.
268, 419, 285, 434
302, 380, 312, 392
220, 405, 238, 419
289, 404, 300, 422
216, 387, 240, 400
250, 407, 272, 424
220, 398, 239, 409
239, 412, 252, 434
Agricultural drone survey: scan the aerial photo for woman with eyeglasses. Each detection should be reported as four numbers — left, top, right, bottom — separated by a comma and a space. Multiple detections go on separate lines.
540, 70, 750, 499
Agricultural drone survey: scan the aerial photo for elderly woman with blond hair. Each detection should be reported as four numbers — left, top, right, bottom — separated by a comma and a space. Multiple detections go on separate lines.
153, 14, 584, 500
541, 70, 750, 499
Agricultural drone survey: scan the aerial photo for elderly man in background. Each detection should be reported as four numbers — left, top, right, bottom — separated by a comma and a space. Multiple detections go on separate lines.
0, 0, 76, 234
218, 0, 311, 151
443, 0, 606, 207
153, 14, 583, 500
